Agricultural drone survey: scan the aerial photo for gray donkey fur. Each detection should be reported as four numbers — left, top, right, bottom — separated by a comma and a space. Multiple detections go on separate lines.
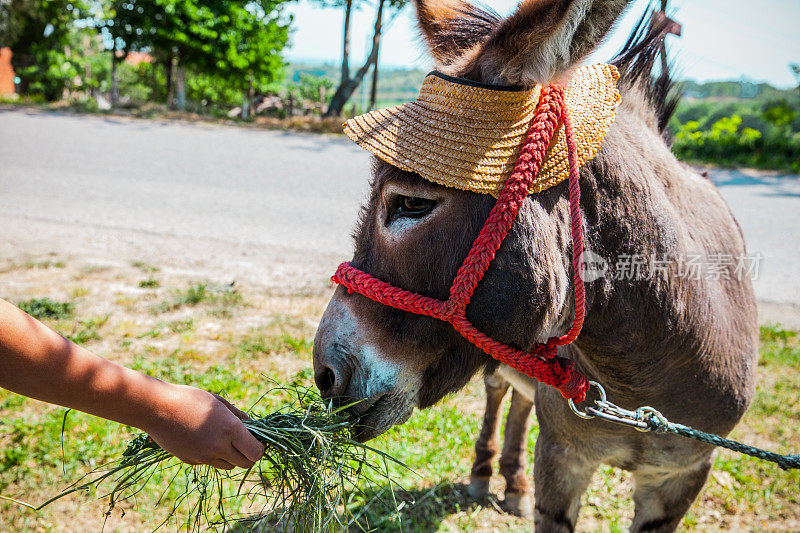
312, 1, 758, 530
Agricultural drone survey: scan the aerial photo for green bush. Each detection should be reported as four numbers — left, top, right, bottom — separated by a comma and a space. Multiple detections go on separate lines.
670, 93, 800, 172
17, 46, 80, 101
118, 61, 155, 104
186, 69, 245, 111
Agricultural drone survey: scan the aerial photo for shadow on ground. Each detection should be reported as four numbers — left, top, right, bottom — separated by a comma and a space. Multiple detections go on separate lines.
228, 481, 495, 532
711, 169, 800, 198
350, 481, 489, 532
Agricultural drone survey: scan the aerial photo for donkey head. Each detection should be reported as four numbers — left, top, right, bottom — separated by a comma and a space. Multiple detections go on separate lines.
313, 0, 629, 441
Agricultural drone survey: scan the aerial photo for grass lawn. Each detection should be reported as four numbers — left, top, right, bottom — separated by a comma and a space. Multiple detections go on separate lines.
0, 256, 798, 532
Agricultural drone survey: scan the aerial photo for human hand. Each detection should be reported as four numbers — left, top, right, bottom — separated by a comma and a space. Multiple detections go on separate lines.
143, 384, 264, 469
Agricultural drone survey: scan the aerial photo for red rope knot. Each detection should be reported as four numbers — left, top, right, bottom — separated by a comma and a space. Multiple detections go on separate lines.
559, 371, 589, 403
538, 338, 560, 358
439, 298, 460, 320
518, 355, 588, 402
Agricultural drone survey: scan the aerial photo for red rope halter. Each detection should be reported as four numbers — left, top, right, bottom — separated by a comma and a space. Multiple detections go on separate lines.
332, 84, 590, 402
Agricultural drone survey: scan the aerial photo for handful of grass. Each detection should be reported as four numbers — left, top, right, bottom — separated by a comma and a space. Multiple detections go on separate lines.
14, 386, 408, 532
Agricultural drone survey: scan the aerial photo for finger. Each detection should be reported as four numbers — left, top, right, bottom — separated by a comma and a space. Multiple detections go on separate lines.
213, 394, 250, 421
208, 458, 237, 470
231, 423, 265, 463
222, 445, 258, 469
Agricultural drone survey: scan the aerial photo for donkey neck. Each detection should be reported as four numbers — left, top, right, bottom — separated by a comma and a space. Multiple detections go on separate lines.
562, 107, 706, 394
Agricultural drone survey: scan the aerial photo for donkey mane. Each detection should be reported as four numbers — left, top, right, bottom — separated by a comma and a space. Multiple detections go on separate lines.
611, 7, 681, 136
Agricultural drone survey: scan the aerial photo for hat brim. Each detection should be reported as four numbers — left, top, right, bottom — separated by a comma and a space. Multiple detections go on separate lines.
344, 64, 620, 197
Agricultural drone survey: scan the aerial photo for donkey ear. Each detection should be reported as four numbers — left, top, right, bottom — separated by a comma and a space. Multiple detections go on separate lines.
464, 0, 632, 85
414, 0, 500, 66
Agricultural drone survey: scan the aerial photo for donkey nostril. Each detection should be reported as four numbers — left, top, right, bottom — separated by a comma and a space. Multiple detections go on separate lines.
315, 367, 336, 396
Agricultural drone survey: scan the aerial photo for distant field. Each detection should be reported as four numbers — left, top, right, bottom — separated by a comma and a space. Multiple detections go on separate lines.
289, 63, 428, 109
0, 255, 798, 531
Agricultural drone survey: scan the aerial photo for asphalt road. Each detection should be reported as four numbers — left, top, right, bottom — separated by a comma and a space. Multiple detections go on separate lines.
1, 109, 799, 322
0, 108, 370, 255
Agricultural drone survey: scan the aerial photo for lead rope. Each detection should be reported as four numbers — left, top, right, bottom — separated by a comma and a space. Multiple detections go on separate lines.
570, 382, 800, 470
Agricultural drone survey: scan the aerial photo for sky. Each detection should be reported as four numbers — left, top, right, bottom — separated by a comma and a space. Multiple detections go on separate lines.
284, 0, 800, 88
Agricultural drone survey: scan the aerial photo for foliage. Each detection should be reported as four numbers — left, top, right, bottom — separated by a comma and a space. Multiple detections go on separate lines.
112, 61, 157, 103
670, 80, 800, 172
238, 331, 313, 358
156, 281, 244, 314
104, 0, 292, 96
677, 79, 792, 100
67, 315, 109, 345
15, 46, 76, 100
289, 73, 334, 105
791, 63, 800, 92
760, 324, 798, 346
212, 0, 292, 94
0, 0, 89, 99
185, 69, 245, 109
1, 0, 292, 105
286, 63, 427, 115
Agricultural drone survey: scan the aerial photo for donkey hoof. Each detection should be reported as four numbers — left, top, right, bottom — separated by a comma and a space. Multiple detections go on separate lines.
502, 491, 533, 518
467, 476, 492, 500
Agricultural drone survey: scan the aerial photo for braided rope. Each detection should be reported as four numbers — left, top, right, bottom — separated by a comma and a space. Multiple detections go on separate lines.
557, 107, 586, 344
448, 89, 565, 312
333, 84, 590, 402
658, 422, 800, 471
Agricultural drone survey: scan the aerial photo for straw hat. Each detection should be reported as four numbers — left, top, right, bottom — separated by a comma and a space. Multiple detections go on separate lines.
343, 63, 621, 196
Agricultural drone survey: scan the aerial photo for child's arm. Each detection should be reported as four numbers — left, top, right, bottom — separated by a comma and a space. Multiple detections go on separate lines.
0, 298, 263, 469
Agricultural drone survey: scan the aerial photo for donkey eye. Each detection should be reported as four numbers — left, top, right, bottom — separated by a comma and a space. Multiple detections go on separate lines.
395, 195, 435, 218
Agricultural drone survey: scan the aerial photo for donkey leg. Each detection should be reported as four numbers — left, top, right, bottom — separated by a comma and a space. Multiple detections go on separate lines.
468, 370, 510, 500
630, 455, 714, 533
499, 389, 535, 517
533, 428, 599, 533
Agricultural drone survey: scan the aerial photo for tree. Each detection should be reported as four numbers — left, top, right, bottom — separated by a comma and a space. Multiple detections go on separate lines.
198, 1, 292, 117
309, 0, 355, 113
98, 0, 149, 105
321, 0, 407, 117
0, 0, 88, 98
102, 0, 292, 111
100, 1, 188, 108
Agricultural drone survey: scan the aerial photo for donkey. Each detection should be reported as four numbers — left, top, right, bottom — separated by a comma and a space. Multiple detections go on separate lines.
313, 1, 758, 531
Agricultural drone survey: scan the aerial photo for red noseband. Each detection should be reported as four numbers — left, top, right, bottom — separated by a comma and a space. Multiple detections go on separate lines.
332, 84, 589, 402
